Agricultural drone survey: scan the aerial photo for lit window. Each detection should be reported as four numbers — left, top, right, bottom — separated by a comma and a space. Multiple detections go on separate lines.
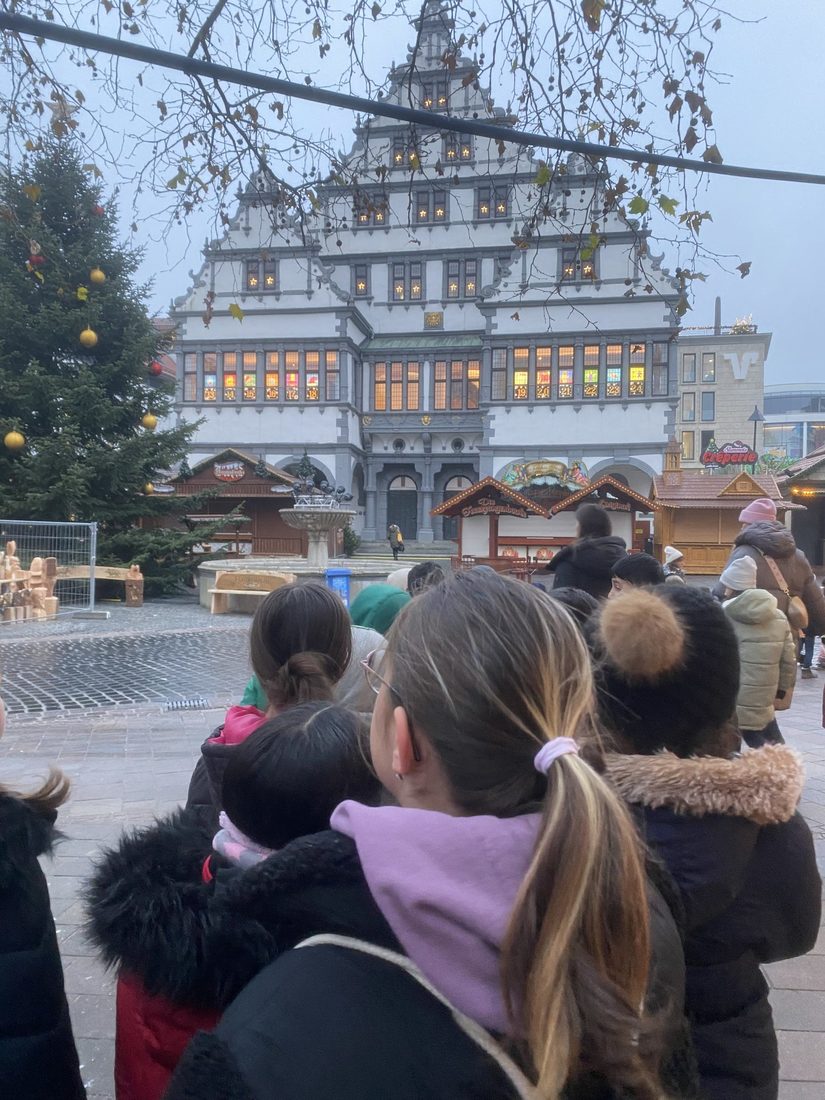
245, 260, 260, 291
562, 249, 576, 280
354, 264, 369, 297
464, 259, 477, 298
629, 344, 646, 396
433, 191, 447, 221
477, 187, 491, 219
558, 347, 574, 398
389, 362, 403, 411
265, 352, 279, 400
446, 260, 460, 299
467, 360, 480, 410
491, 348, 507, 401
223, 365, 237, 402
421, 83, 433, 109
416, 191, 429, 222
392, 138, 405, 166
374, 203, 386, 224
305, 352, 320, 401
407, 362, 420, 411
702, 352, 716, 382
241, 351, 256, 401
561, 247, 598, 280
460, 143, 472, 160
434, 361, 447, 410
606, 366, 622, 397
285, 351, 299, 401
203, 353, 217, 401
681, 431, 695, 461
444, 136, 471, 162
682, 392, 695, 422
374, 363, 387, 411
513, 348, 529, 400
450, 361, 464, 410
409, 262, 422, 301
436, 82, 448, 108
393, 262, 405, 302
536, 347, 552, 399
494, 187, 508, 217
682, 353, 696, 383
581, 257, 595, 279
584, 346, 599, 398
263, 260, 277, 290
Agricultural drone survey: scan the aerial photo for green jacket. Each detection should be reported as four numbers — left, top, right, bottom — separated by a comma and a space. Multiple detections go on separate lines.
723, 590, 797, 730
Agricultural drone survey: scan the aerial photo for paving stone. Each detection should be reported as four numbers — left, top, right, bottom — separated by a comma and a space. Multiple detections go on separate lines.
778, 1031, 825, 1080
780, 1082, 825, 1099
766, 955, 825, 992
769, 989, 825, 1030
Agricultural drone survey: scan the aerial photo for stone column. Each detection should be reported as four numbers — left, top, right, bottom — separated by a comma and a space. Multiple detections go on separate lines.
363, 461, 378, 540
418, 455, 434, 543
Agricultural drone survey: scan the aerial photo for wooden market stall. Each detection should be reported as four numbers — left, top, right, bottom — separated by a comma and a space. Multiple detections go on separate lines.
652, 444, 801, 575
432, 474, 657, 573
778, 445, 825, 569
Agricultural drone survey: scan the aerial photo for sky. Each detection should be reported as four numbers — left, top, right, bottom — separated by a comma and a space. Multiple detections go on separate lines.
58, 0, 822, 388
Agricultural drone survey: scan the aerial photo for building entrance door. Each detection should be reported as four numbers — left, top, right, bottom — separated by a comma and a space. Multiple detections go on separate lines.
387, 476, 418, 540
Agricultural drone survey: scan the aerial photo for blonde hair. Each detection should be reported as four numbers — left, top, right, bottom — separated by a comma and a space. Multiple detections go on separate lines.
0, 768, 71, 816
386, 571, 658, 1097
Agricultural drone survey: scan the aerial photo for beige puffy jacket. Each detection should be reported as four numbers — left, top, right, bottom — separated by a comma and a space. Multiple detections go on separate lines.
723, 589, 797, 731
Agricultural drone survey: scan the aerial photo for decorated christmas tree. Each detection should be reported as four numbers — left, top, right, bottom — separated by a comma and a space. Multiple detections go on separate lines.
0, 141, 220, 592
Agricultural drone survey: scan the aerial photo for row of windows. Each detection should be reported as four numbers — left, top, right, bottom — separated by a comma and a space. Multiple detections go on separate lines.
682, 352, 716, 383
354, 186, 510, 227
181, 350, 340, 403
373, 360, 481, 412
681, 430, 717, 462
391, 135, 475, 169
681, 391, 716, 423
352, 250, 587, 301
370, 343, 669, 410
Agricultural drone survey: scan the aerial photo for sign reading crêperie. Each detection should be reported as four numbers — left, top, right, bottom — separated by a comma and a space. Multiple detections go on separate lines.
701, 441, 758, 467
213, 462, 246, 482
461, 496, 528, 519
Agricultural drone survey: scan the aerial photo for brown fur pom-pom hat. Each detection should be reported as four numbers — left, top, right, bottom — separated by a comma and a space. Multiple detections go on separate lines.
595, 585, 741, 756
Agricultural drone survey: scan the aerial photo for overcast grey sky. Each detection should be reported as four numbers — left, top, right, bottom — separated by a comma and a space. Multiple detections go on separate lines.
131, 0, 824, 387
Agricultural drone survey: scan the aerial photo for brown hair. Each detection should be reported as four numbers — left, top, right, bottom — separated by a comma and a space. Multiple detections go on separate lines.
385, 571, 658, 1097
0, 768, 71, 816
576, 502, 612, 539
249, 582, 352, 710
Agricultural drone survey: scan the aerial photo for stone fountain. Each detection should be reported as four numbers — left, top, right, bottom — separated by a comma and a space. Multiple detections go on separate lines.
279, 487, 357, 570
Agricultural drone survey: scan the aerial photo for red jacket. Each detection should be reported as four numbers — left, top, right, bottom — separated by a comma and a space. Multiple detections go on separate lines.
115, 972, 220, 1100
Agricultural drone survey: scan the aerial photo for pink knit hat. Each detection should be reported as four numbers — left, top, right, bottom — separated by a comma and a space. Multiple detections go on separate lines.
738, 497, 777, 524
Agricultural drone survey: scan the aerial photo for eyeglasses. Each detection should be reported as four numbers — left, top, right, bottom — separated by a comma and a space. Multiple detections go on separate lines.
361, 648, 422, 762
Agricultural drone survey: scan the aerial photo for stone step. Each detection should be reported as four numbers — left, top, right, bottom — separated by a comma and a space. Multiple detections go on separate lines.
354, 540, 456, 560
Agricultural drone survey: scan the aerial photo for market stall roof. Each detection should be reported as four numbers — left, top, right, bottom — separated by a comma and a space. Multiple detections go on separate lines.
548, 475, 657, 515
168, 448, 297, 497
780, 445, 825, 482
653, 469, 804, 509
431, 476, 548, 517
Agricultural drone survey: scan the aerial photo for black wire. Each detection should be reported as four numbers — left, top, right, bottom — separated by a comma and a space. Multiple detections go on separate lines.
2, 13, 824, 187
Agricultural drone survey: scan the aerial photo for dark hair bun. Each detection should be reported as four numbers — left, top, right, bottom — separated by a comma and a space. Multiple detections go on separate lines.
598, 589, 685, 681
268, 651, 337, 706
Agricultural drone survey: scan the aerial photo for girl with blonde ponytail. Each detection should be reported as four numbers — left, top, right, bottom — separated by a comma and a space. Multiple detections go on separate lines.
165, 570, 687, 1100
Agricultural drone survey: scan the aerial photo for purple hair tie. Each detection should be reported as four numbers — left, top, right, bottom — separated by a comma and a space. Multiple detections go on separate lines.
534, 737, 580, 775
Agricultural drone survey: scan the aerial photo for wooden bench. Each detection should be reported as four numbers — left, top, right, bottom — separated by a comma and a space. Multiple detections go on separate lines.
54, 564, 145, 606
208, 570, 296, 615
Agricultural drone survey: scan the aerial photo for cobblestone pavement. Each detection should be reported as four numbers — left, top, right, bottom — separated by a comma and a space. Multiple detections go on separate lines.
0, 598, 251, 714
0, 625, 823, 1098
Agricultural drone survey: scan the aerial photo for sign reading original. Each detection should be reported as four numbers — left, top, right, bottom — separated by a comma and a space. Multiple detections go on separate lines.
462, 497, 528, 519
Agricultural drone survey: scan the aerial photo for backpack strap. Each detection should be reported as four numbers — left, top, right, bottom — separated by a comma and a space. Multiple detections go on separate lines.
294, 933, 538, 1100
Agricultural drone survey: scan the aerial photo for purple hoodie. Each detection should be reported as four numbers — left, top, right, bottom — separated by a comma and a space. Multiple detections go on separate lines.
331, 800, 541, 1034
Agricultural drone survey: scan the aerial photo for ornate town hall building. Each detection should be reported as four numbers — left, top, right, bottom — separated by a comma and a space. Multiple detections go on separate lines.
172, 1, 679, 542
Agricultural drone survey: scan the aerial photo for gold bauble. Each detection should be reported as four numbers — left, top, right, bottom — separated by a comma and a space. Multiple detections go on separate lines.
79, 327, 98, 348
141, 413, 158, 431
3, 430, 25, 451
89, 267, 106, 284
144, 482, 155, 495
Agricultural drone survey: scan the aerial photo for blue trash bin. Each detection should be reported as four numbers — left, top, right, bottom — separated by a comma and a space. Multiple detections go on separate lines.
326, 567, 352, 607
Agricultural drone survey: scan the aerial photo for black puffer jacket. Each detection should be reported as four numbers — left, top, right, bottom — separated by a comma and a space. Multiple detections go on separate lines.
606, 745, 821, 1100
0, 793, 85, 1100
86, 811, 693, 1099
715, 521, 825, 632
546, 536, 627, 598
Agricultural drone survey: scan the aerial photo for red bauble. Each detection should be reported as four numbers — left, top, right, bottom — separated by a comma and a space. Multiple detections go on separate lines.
28, 253, 45, 266
92, 204, 105, 216
149, 361, 163, 377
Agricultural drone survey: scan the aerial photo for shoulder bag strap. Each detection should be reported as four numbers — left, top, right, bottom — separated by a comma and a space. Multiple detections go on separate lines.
295, 933, 538, 1100
755, 549, 791, 597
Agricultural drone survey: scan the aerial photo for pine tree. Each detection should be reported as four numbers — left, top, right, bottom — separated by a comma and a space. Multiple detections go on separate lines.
0, 141, 219, 593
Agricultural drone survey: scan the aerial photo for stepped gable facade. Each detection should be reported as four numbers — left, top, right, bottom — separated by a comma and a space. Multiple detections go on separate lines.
171, 0, 680, 543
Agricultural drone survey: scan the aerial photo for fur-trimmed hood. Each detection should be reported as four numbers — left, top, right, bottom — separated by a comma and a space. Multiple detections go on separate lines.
604, 744, 804, 825
84, 808, 394, 1011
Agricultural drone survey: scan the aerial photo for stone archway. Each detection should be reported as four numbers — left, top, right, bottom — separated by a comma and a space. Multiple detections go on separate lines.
441, 475, 474, 541
387, 474, 418, 539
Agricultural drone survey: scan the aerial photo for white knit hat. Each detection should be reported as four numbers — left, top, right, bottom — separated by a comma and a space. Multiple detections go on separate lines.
720, 556, 758, 592
664, 545, 684, 565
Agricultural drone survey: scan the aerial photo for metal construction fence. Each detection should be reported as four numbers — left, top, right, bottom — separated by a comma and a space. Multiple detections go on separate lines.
0, 519, 97, 624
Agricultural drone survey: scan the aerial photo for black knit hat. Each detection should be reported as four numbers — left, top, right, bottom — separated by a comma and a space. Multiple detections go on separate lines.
595, 585, 740, 756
